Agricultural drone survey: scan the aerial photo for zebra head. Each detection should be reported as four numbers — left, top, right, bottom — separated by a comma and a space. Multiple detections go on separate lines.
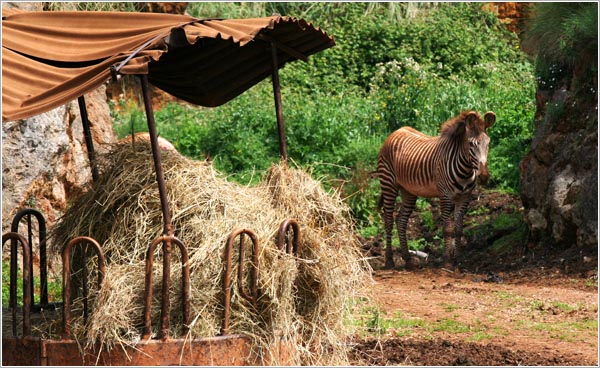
466, 111, 496, 184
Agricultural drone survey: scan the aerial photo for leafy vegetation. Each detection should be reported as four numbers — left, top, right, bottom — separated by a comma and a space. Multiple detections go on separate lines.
524, 2, 597, 101
110, 2, 537, 231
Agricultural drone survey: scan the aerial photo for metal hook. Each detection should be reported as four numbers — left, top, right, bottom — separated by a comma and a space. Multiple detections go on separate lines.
221, 228, 259, 336
142, 235, 190, 340
10, 208, 47, 310
2, 232, 32, 337
61, 236, 106, 340
277, 219, 301, 256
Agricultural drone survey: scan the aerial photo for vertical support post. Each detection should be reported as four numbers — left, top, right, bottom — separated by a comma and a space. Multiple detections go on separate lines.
77, 96, 99, 182
139, 74, 174, 339
270, 41, 288, 163
138, 75, 174, 237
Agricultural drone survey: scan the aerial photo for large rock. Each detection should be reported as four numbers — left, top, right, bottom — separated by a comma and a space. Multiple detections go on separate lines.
2, 86, 116, 232
520, 84, 597, 248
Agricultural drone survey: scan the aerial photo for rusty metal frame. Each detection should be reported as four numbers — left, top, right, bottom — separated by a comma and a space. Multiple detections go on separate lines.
61, 236, 106, 339
221, 228, 259, 336
77, 96, 99, 182
139, 74, 174, 237
277, 219, 301, 256
142, 234, 190, 340
2, 232, 32, 337
2, 334, 258, 366
10, 208, 48, 311
269, 40, 288, 163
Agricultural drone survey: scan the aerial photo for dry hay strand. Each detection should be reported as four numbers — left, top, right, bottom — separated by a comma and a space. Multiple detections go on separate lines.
48, 142, 372, 365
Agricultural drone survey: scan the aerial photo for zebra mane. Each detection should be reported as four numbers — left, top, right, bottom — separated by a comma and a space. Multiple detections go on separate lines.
440, 110, 481, 139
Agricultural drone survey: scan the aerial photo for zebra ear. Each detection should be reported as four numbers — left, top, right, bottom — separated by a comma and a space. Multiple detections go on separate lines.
484, 111, 496, 128
464, 112, 478, 128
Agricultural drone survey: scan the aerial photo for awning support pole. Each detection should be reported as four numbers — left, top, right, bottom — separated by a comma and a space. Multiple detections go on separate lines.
139, 75, 174, 237
77, 96, 99, 182
139, 74, 174, 340
270, 41, 288, 164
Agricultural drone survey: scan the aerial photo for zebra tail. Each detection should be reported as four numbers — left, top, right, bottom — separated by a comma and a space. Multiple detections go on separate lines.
377, 193, 384, 212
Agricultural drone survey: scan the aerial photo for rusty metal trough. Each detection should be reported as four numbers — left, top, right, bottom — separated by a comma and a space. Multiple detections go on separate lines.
2, 214, 301, 366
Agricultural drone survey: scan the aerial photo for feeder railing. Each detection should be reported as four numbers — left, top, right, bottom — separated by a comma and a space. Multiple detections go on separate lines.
10, 208, 51, 312
277, 219, 301, 257
221, 228, 260, 336
2, 232, 32, 337
142, 235, 190, 340
61, 236, 106, 339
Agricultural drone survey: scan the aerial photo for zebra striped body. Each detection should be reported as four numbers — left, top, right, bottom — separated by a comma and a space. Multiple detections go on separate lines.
377, 111, 496, 269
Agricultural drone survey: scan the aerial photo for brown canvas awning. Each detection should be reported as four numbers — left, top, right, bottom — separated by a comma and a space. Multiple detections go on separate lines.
2, 9, 335, 122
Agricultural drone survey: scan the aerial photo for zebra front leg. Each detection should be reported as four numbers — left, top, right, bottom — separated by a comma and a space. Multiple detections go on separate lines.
440, 197, 456, 269
380, 189, 399, 269
453, 196, 471, 263
397, 190, 417, 269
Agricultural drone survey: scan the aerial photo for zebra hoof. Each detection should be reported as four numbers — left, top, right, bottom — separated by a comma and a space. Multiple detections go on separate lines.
443, 262, 459, 273
384, 258, 395, 269
404, 257, 419, 270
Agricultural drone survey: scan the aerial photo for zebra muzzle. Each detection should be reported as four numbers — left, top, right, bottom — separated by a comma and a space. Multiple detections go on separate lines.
478, 165, 490, 185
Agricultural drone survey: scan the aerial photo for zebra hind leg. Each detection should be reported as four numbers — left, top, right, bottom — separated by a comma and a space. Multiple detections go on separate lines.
397, 190, 417, 269
380, 190, 398, 269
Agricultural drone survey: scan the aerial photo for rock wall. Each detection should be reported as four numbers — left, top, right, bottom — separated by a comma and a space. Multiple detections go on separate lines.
519, 73, 598, 248
484, 2, 532, 35
2, 86, 116, 233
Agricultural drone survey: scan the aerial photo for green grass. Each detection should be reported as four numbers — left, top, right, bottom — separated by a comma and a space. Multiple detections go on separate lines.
353, 307, 499, 341
430, 318, 470, 333
528, 319, 597, 342
584, 278, 598, 288
2, 260, 22, 305
2, 260, 62, 305
441, 303, 459, 312
467, 207, 489, 217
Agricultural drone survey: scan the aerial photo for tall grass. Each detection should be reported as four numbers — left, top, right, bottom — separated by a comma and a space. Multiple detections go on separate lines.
524, 2, 598, 67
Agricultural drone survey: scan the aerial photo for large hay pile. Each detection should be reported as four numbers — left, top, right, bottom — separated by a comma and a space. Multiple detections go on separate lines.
51, 142, 371, 365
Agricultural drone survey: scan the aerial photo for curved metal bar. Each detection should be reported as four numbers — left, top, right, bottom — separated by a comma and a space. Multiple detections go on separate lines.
2, 232, 32, 337
237, 230, 259, 304
61, 236, 106, 340
142, 235, 190, 340
10, 208, 47, 309
277, 219, 301, 256
221, 228, 260, 336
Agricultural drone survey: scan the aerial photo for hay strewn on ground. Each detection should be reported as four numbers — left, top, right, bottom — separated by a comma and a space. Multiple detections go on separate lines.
50, 142, 371, 365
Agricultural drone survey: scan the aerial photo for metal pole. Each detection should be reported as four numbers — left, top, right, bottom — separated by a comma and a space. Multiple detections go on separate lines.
139, 75, 174, 339
77, 96, 99, 182
270, 41, 288, 163
139, 75, 174, 237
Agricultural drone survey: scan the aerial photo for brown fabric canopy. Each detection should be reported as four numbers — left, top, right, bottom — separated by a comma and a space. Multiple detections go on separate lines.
2, 9, 335, 122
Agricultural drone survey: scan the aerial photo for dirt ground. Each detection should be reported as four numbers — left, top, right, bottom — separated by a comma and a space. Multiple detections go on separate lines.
348, 191, 598, 366
347, 267, 597, 366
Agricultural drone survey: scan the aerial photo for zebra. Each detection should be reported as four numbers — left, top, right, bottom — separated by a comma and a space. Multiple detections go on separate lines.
377, 110, 496, 269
